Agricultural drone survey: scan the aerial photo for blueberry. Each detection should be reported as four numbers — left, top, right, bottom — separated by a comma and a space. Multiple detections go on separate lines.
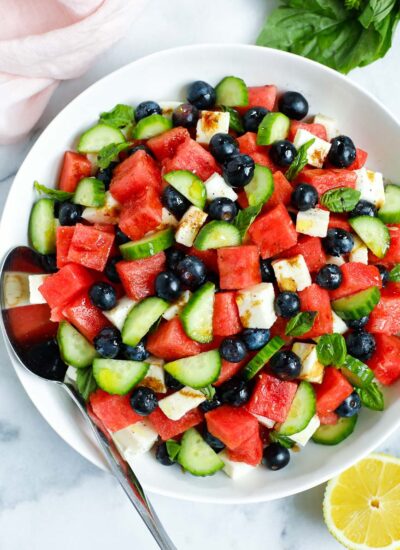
200, 396, 222, 413
40, 254, 58, 273
208, 197, 238, 222
223, 154, 255, 188
346, 316, 369, 330
176, 255, 207, 290
122, 340, 149, 361
291, 183, 318, 211
243, 106, 269, 133
260, 259, 276, 283
209, 133, 239, 164
376, 264, 389, 287
323, 228, 354, 256
270, 351, 301, 381
165, 248, 185, 273
349, 200, 377, 218
135, 101, 162, 122
94, 327, 121, 358
242, 328, 270, 351
58, 202, 83, 226
115, 228, 130, 245
335, 392, 361, 418
274, 292, 300, 318
346, 331, 376, 361
203, 428, 225, 451
105, 256, 121, 283
164, 371, 184, 391
218, 377, 250, 407
219, 337, 247, 363
263, 443, 290, 470
316, 264, 343, 290
127, 144, 154, 158
89, 282, 117, 311
172, 103, 199, 128
187, 80, 216, 109
328, 135, 356, 168
130, 387, 158, 415
278, 91, 308, 120
155, 271, 182, 301
22, 339, 67, 382
96, 163, 117, 190
270, 140, 297, 167
161, 185, 191, 220
156, 442, 175, 466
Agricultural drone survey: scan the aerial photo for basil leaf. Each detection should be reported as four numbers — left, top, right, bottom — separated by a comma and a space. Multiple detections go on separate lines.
200, 385, 216, 400
100, 103, 134, 129
269, 432, 294, 449
76, 367, 97, 401
285, 138, 315, 181
220, 106, 244, 133
285, 311, 317, 337
359, 0, 397, 29
165, 439, 181, 461
356, 382, 384, 411
233, 204, 262, 239
97, 142, 130, 170
389, 264, 400, 282
320, 187, 361, 212
34, 181, 73, 202
316, 333, 347, 366
345, 0, 361, 9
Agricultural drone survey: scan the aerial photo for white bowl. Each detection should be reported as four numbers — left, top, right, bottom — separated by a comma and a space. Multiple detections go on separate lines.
2, 44, 400, 504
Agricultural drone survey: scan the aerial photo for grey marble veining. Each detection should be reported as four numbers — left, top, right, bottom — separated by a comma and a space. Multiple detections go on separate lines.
1, 1, 400, 548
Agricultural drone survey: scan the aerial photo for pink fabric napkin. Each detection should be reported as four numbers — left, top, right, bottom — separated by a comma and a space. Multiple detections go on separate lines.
0, 0, 148, 144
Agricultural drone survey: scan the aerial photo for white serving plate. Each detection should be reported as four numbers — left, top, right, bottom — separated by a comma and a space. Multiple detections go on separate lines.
1, 44, 400, 504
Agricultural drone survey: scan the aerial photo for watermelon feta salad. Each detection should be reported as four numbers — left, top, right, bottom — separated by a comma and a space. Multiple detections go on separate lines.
24, 76, 400, 479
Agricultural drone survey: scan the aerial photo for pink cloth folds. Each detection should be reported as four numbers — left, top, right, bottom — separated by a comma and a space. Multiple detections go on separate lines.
0, 0, 147, 144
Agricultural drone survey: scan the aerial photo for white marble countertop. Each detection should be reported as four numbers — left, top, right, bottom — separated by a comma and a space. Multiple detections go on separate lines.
1, 1, 400, 549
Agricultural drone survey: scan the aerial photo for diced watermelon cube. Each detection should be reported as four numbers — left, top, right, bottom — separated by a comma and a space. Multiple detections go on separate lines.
246, 373, 297, 423
298, 284, 333, 338
92, 223, 116, 234
149, 407, 203, 440
366, 290, 400, 334
248, 203, 298, 259
187, 247, 218, 272
296, 169, 357, 196
110, 150, 161, 204
67, 224, 114, 272
217, 245, 261, 290
214, 358, 248, 387
205, 405, 259, 449
213, 292, 242, 337
267, 171, 293, 209
237, 132, 278, 172
318, 411, 339, 425
236, 85, 277, 114
147, 127, 190, 161
329, 263, 381, 301
39, 263, 95, 309
315, 367, 353, 415
118, 186, 162, 241
146, 317, 201, 360
288, 121, 328, 142
56, 226, 75, 268
63, 291, 110, 341
228, 430, 263, 466
280, 235, 326, 272
367, 334, 400, 385
328, 214, 352, 232
59, 151, 92, 193
116, 252, 165, 301
162, 139, 220, 181
4, 303, 57, 346
269, 316, 293, 345
89, 389, 142, 432
348, 148, 368, 170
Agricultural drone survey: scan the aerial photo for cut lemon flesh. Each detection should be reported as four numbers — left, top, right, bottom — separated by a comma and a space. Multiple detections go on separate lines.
324, 453, 400, 550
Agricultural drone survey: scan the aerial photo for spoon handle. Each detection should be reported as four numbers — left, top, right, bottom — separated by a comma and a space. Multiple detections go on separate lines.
63, 383, 176, 550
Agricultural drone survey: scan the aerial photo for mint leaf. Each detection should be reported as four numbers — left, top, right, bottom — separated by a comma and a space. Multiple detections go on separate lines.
200, 385, 216, 400
76, 367, 97, 401
100, 104, 134, 129
220, 106, 244, 133
389, 264, 400, 282
233, 204, 262, 239
285, 138, 315, 181
269, 432, 294, 449
285, 311, 316, 337
34, 181, 73, 202
97, 142, 130, 170
356, 382, 384, 411
320, 187, 361, 212
165, 439, 181, 461
316, 333, 347, 366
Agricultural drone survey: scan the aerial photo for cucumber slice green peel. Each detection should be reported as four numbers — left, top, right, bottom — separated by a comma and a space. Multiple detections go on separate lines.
28, 198, 57, 255
93, 358, 149, 395
340, 355, 374, 389
378, 184, 400, 223
164, 350, 221, 388
119, 228, 174, 260
122, 297, 169, 347
215, 76, 249, 107
349, 215, 390, 259
132, 114, 172, 140
177, 428, 224, 477
73, 178, 105, 208
180, 282, 215, 343
244, 164, 274, 207
77, 123, 125, 154
278, 381, 316, 436
312, 415, 358, 445
257, 112, 290, 146
57, 321, 98, 368
331, 286, 381, 321
194, 220, 241, 250
242, 336, 285, 380
163, 170, 206, 210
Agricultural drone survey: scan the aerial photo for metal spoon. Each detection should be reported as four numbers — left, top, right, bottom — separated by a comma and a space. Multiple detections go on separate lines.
0, 246, 176, 550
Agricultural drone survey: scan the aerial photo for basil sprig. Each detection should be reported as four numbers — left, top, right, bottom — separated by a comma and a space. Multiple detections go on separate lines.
285, 311, 317, 337
220, 106, 244, 133
269, 432, 294, 449
356, 382, 384, 411
34, 181, 73, 202
97, 142, 131, 170
100, 103, 134, 129
316, 333, 347, 366
285, 138, 315, 181
76, 367, 97, 401
389, 264, 400, 282
166, 439, 181, 461
320, 187, 361, 212
233, 204, 262, 239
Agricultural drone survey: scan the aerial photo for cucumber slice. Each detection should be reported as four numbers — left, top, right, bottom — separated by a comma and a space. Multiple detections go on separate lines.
180, 282, 215, 343
349, 216, 390, 259
57, 321, 97, 368
164, 350, 221, 388
77, 123, 125, 153
194, 221, 241, 250
28, 198, 57, 254
122, 297, 169, 347
244, 164, 274, 207
243, 336, 285, 380
163, 170, 206, 209
93, 358, 149, 395
119, 228, 174, 260
312, 415, 358, 445
278, 381, 316, 436
378, 184, 400, 223
132, 114, 172, 140
178, 428, 224, 476
215, 76, 249, 107
332, 286, 381, 321
73, 178, 105, 208
257, 112, 290, 146
340, 355, 374, 389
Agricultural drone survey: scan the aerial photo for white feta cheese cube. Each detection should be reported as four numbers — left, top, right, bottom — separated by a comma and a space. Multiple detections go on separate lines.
82, 191, 120, 224
140, 359, 167, 394
326, 255, 345, 266
103, 296, 137, 330
290, 415, 320, 446
236, 283, 276, 329
349, 235, 368, 264
196, 110, 230, 144
204, 172, 238, 202
219, 451, 256, 479
112, 420, 158, 459
28, 274, 49, 305
313, 114, 339, 141
158, 387, 206, 421
332, 311, 348, 334
296, 207, 330, 238
174, 206, 207, 247
272, 254, 312, 292
253, 414, 275, 429
293, 129, 331, 168
160, 207, 179, 228
162, 290, 192, 320
159, 101, 181, 119
292, 342, 324, 383
355, 168, 385, 208
3, 272, 30, 308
